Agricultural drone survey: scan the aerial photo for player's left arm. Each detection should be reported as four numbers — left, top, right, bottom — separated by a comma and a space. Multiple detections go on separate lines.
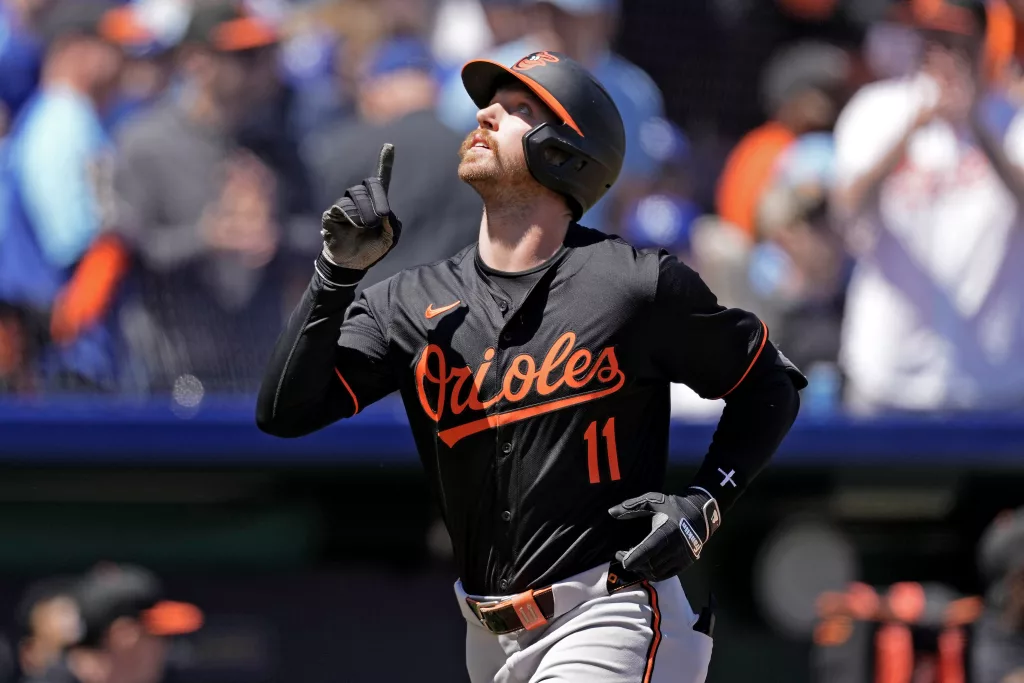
609, 252, 807, 581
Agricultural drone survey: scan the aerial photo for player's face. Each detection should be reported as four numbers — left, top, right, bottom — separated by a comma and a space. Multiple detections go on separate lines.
458, 86, 556, 189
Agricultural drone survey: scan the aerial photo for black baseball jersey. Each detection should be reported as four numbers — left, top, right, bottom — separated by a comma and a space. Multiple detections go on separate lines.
257, 223, 803, 595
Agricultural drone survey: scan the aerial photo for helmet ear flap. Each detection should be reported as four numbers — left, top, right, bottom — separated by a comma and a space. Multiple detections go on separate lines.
523, 123, 603, 221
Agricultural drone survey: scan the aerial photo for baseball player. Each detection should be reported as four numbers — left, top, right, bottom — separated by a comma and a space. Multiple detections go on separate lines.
257, 51, 806, 683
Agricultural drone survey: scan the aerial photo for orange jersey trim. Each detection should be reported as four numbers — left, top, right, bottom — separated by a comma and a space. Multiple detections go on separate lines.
713, 321, 769, 400
334, 368, 360, 415
641, 581, 662, 683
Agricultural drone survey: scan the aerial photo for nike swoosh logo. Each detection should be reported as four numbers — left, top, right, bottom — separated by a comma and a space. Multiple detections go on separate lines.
425, 301, 461, 319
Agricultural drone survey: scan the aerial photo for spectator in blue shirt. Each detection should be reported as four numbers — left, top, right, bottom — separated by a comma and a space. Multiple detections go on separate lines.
0, 1, 149, 391
618, 118, 700, 262
0, 0, 46, 135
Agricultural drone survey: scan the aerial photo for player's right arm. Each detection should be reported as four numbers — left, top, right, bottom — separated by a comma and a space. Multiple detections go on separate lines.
256, 145, 401, 438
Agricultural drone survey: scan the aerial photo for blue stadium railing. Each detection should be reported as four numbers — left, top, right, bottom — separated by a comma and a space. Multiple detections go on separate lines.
2, 396, 1024, 466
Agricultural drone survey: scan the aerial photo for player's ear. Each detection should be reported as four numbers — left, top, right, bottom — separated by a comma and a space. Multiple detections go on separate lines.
542, 147, 570, 166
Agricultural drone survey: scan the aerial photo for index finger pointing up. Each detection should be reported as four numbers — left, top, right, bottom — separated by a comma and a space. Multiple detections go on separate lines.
377, 143, 395, 194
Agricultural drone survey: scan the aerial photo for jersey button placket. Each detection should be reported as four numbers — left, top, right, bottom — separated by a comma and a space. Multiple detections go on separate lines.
489, 323, 517, 590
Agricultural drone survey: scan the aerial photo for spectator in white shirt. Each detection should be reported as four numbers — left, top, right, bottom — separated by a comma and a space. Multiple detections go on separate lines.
833, 0, 1024, 414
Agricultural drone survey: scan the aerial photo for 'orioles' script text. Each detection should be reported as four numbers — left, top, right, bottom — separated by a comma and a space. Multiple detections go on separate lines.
415, 331, 626, 447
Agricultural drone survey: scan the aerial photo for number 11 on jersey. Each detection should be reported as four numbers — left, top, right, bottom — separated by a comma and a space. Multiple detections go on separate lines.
584, 418, 620, 484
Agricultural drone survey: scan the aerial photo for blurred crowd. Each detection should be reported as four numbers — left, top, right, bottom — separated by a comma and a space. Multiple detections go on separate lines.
0, 506, 1017, 683
3, 0, 1024, 417
1, 562, 203, 683
810, 506, 1024, 683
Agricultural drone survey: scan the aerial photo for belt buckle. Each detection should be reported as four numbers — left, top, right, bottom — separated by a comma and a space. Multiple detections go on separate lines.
467, 597, 497, 621
467, 598, 500, 630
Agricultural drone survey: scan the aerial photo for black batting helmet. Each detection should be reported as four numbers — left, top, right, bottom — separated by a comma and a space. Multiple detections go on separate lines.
462, 50, 626, 221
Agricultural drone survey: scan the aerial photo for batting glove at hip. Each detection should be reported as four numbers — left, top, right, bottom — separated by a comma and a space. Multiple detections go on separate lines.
320, 143, 402, 272
609, 487, 721, 582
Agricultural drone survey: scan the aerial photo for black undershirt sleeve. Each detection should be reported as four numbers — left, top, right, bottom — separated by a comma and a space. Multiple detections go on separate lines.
650, 252, 806, 510
256, 253, 398, 438
688, 345, 804, 511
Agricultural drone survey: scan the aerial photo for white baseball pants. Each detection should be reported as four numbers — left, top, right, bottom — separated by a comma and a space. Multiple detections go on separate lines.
455, 563, 714, 683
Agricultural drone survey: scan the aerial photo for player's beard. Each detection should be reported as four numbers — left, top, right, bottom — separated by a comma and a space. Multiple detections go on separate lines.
457, 130, 534, 204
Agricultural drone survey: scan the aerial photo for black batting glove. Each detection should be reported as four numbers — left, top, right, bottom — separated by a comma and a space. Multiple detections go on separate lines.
608, 487, 722, 582
320, 143, 403, 272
